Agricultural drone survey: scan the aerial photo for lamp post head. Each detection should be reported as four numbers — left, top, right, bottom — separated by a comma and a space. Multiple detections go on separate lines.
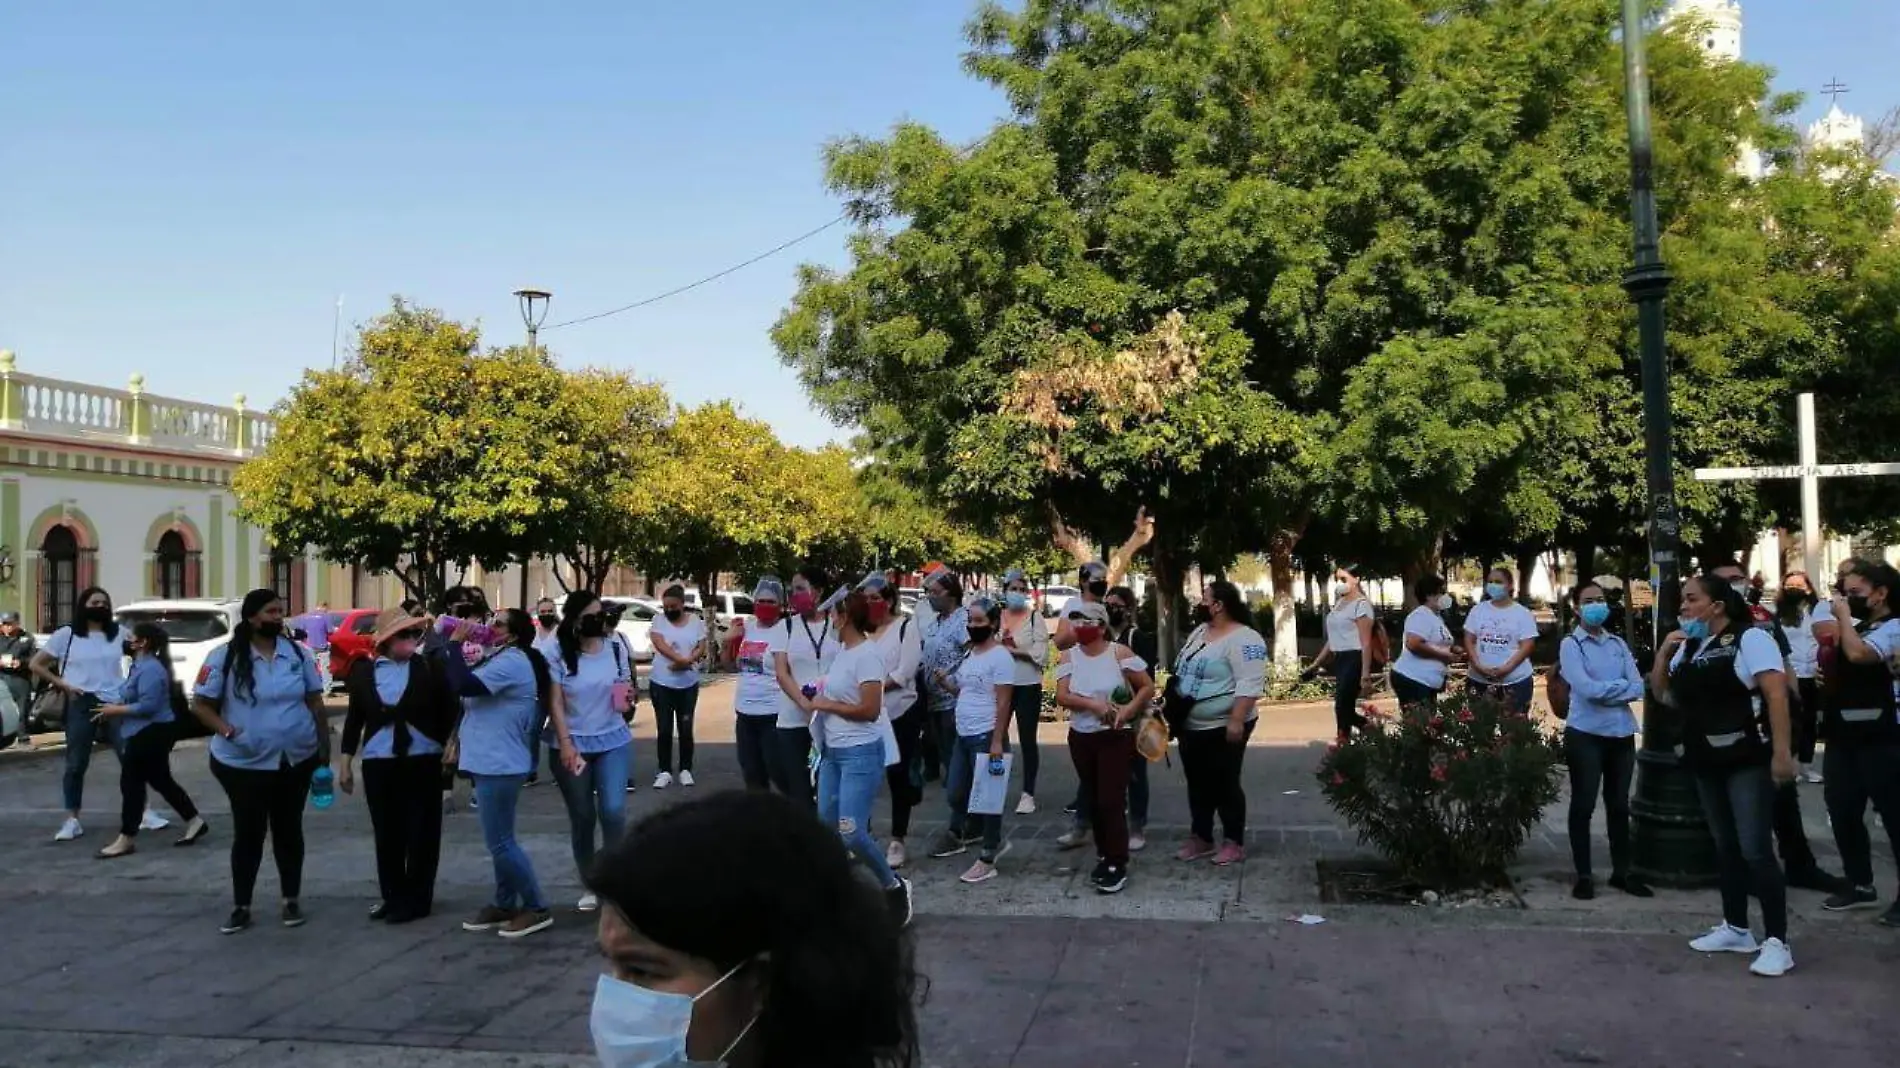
514, 288, 553, 332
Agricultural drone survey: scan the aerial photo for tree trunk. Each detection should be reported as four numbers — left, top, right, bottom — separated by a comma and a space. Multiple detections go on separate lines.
1268, 528, 1301, 666
1152, 539, 1182, 671
1513, 546, 1540, 604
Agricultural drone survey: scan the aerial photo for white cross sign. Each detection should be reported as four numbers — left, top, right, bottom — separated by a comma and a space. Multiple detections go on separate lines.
1694, 393, 1900, 582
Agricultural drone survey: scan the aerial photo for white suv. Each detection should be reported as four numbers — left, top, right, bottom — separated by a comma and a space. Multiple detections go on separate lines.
115, 599, 244, 701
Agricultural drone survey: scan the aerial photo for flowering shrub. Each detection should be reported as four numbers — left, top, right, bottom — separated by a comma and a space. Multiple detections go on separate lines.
1316, 689, 1564, 888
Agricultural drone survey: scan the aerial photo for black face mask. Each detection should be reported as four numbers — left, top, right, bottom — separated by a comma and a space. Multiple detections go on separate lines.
579, 615, 607, 638
1848, 595, 1873, 620
537, 613, 559, 629
1086, 580, 1108, 599
1191, 605, 1213, 626
663, 608, 683, 621
966, 626, 994, 645
1107, 605, 1128, 626
257, 620, 285, 640
122, 640, 137, 658
83, 605, 112, 625
450, 604, 478, 620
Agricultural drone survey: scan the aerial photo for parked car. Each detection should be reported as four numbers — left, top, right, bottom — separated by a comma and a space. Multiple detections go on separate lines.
110, 599, 246, 737
327, 608, 381, 690
601, 597, 659, 665
1037, 585, 1082, 618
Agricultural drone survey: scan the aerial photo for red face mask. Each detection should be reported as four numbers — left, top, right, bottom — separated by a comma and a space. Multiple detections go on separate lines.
789, 589, 817, 615
754, 603, 781, 626
868, 599, 891, 627
1072, 625, 1104, 647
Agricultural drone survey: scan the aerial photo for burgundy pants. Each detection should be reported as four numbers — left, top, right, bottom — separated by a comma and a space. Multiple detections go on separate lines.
1069, 728, 1136, 866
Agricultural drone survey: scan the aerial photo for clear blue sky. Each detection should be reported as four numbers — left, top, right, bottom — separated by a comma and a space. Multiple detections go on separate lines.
3, 1, 1893, 448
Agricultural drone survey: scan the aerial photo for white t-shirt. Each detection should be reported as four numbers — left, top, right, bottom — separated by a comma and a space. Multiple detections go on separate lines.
1325, 597, 1374, 652
1056, 645, 1146, 733
648, 614, 706, 690
873, 615, 923, 720
1782, 609, 1820, 679
732, 623, 786, 718
953, 644, 1016, 737
777, 616, 839, 728
1393, 606, 1453, 690
1668, 627, 1786, 689
1464, 601, 1539, 685
1002, 610, 1050, 687
817, 641, 888, 749
42, 627, 126, 698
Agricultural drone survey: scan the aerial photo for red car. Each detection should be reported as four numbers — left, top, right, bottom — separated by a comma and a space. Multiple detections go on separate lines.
327, 608, 381, 687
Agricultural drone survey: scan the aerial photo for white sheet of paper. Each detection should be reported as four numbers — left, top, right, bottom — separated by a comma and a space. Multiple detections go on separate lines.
966, 752, 1014, 816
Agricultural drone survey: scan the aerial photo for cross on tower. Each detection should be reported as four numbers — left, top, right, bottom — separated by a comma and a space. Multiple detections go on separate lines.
1823, 78, 1851, 107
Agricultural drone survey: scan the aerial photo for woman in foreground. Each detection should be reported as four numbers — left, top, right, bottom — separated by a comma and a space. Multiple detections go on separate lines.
586, 790, 919, 1068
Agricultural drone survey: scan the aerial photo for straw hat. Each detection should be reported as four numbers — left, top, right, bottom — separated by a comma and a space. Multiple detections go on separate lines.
371, 606, 429, 648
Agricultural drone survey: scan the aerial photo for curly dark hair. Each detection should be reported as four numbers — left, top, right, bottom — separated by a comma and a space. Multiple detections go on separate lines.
586, 791, 920, 1068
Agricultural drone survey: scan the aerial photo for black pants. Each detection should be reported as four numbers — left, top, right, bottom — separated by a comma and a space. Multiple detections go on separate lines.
1390, 672, 1439, 711
1693, 763, 1787, 941
770, 725, 814, 808
210, 755, 318, 908
1564, 730, 1634, 880
1794, 678, 1820, 763
1332, 651, 1365, 734
119, 724, 199, 837
734, 715, 775, 790
361, 754, 446, 915
1823, 741, 1900, 891
1773, 777, 1820, 875
884, 709, 925, 839
1010, 684, 1044, 797
650, 683, 699, 774
1177, 719, 1257, 845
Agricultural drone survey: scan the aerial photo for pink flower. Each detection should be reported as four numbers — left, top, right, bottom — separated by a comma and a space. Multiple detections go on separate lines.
1330, 772, 1346, 786
1430, 765, 1448, 783
1457, 709, 1475, 724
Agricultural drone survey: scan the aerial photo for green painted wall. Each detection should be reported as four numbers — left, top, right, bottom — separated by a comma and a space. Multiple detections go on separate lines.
0, 478, 19, 616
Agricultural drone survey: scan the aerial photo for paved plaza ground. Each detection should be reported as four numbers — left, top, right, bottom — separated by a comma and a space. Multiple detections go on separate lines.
2, 682, 1896, 1067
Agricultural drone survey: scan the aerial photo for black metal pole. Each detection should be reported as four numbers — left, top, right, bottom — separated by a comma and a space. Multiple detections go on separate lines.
1620, 0, 1714, 886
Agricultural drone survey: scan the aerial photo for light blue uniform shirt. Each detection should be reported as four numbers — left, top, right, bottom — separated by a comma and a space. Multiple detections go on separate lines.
199, 637, 325, 770
1557, 627, 1644, 738
457, 647, 540, 776
117, 655, 176, 740
546, 643, 632, 755
361, 657, 444, 761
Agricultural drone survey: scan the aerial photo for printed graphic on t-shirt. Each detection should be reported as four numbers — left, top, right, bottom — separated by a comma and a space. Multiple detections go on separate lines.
736, 638, 771, 678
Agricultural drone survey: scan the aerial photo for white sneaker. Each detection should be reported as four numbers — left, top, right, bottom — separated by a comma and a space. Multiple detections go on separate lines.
653, 772, 674, 790
1129, 832, 1147, 853
886, 839, 908, 870
1751, 937, 1795, 977
1015, 794, 1037, 815
679, 770, 696, 787
53, 818, 83, 843
140, 810, 170, 831
578, 893, 600, 913
1689, 923, 1759, 954
1802, 767, 1824, 784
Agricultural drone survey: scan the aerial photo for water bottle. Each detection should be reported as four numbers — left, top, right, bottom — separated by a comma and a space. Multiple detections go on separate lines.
1111, 684, 1133, 706
436, 615, 500, 646
801, 682, 820, 700
311, 766, 336, 810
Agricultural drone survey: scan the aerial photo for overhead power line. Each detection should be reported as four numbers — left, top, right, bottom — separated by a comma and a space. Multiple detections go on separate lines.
543, 214, 850, 331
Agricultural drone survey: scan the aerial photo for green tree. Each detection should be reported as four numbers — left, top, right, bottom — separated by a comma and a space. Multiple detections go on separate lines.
235, 299, 572, 604
543, 369, 674, 593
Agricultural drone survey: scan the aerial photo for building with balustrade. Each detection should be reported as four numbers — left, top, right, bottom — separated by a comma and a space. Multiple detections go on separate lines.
0, 351, 371, 632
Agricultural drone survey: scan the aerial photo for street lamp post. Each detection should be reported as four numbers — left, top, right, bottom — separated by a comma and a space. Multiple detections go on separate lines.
513, 287, 552, 610
1619, 0, 1716, 887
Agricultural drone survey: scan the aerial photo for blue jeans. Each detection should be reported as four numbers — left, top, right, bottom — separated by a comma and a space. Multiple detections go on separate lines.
62, 694, 109, 813
817, 741, 899, 889
550, 743, 630, 878
1692, 762, 1787, 941
946, 732, 1006, 860
472, 774, 547, 912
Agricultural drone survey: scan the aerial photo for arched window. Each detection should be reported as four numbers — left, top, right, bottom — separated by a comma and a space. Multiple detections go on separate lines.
266, 544, 306, 615
37, 525, 94, 631
153, 530, 202, 599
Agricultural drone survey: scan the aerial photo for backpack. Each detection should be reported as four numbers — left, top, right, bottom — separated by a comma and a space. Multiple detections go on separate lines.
1546, 636, 1578, 719
1367, 617, 1391, 670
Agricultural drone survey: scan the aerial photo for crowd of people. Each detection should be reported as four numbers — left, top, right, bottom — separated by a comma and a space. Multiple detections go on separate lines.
21, 546, 1897, 1064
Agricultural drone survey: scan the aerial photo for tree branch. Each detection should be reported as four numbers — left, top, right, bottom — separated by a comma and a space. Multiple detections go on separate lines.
1042, 501, 1095, 568
1105, 506, 1155, 586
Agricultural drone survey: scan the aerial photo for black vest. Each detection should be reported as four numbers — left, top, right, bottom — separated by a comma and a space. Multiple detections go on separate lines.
1672, 631, 1769, 769
1823, 620, 1900, 746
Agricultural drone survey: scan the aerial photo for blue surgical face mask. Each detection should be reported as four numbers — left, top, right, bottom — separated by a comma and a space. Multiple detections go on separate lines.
1679, 616, 1709, 641
1004, 591, 1029, 611
1579, 603, 1611, 628
1484, 583, 1508, 601
590, 960, 755, 1068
